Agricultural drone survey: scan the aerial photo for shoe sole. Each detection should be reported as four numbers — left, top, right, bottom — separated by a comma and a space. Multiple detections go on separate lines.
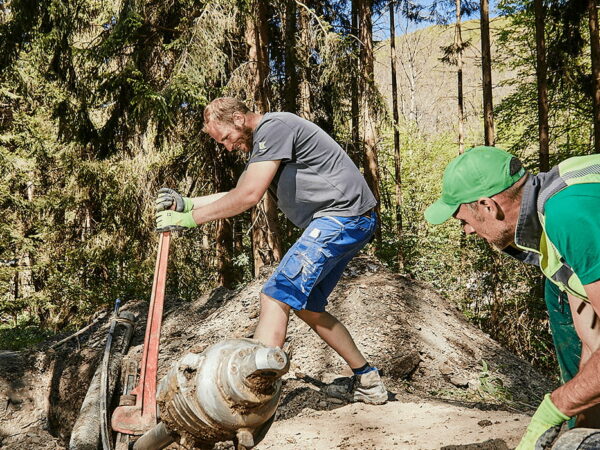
353, 391, 388, 405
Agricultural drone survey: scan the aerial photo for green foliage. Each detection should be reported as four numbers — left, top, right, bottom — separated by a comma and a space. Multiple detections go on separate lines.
0, 317, 55, 351
0, 0, 573, 382
477, 360, 512, 402
373, 0, 598, 377
0, 0, 248, 336
376, 121, 557, 375
496, 0, 595, 159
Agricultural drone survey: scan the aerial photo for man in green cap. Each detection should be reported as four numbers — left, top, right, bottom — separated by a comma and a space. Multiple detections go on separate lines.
425, 146, 600, 449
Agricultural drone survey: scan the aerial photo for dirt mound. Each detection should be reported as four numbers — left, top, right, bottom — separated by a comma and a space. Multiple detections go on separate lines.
0, 255, 554, 449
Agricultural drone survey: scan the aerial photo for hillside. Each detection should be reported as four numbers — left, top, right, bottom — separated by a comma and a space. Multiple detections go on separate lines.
0, 255, 553, 449
375, 17, 516, 138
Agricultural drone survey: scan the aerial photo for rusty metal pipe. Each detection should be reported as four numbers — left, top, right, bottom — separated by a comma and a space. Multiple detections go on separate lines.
132, 422, 175, 450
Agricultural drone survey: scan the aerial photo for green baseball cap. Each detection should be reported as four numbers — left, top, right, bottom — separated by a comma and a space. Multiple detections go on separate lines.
424, 146, 526, 225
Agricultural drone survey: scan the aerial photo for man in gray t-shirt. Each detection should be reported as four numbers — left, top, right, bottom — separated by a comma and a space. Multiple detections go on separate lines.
250, 112, 376, 228
155, 97, 387, 405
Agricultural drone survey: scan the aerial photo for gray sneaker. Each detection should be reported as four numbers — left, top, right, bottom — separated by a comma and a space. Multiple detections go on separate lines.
353, 369, 388, 404
325, 369, 388, 405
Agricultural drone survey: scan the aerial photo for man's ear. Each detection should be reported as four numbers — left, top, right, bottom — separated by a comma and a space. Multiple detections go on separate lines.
477, 197, 504, 220
232, 112, 245, 128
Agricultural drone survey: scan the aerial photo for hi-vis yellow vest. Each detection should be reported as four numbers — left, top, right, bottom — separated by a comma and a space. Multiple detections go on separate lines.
514, 155, 600, 300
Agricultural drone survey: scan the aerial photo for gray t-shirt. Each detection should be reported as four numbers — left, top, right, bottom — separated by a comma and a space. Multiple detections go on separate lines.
248, 112, 376, 228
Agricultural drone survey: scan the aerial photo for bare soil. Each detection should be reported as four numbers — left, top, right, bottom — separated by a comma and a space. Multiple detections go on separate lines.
0, 255, 554, 449
257, 400, 525, 449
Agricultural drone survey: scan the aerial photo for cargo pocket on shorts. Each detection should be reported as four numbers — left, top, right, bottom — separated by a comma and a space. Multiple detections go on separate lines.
280, 240, 327, 295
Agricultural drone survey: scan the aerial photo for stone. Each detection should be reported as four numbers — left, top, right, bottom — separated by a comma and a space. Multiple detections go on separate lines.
386, 351, 421, 379
439, 364, 453, 376
449, 376, 469, 388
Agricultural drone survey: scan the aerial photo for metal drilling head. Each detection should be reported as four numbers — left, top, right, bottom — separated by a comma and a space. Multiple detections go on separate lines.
253, 347, 289, 373
154, 338, 289, 449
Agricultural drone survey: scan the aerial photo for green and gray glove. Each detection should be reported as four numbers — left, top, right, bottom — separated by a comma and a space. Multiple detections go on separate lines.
155, 210, 197, 232
155, 187, 194, 213
516, 394, 570, 450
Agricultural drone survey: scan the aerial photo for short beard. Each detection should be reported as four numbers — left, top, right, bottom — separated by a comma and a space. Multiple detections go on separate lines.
469, 205, 513, 250
236, 125, 253, 150
488, 227, 514, 251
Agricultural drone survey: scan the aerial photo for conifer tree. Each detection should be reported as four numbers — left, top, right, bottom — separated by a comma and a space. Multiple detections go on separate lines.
534, 0, 550, 171
357, 0, 382, 243
245, 0, 283, 275
588, 0, 600, 153
480, 0, 495, 145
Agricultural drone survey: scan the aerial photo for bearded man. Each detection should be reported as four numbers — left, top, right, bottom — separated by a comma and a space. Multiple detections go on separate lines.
425, 146, 600, 449
155, 97, 387, 404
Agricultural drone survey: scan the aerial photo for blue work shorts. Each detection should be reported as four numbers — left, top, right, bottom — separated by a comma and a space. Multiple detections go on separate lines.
262, 212, 377, 312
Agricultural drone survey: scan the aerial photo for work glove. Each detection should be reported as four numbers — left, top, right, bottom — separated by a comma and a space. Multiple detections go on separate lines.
155, 210, 197, 232
516, 394, 570, 450
155, 187, 194, 213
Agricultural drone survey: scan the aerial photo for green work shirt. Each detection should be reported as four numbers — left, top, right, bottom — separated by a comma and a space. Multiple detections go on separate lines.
544, 183, 600, 287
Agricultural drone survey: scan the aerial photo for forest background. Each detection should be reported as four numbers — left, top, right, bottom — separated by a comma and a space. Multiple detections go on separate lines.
1, 0, 599, 379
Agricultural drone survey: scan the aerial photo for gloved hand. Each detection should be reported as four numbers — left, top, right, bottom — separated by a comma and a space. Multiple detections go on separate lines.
516, 394, 570, 450
155, 188, 194, 213
155, 210, 197, 232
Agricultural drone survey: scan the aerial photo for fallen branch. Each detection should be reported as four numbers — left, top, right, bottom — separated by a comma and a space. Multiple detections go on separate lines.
50, 312, 107, 349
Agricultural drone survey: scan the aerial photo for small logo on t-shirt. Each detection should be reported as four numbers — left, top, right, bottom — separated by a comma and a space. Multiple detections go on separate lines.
259, 141, 267, 150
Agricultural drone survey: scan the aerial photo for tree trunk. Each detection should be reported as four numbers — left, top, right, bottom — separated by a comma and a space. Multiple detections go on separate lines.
18, 178, 34, 301
214, 152, 238, 288
589, 0, 600, 154
283, 0, 298, 113
215, 219, 235, 287
245, 0, 283, 275
480, 0, 495, 146
358, 0, 381, 244
535, 0, 550, 171
397, 4, 420, 125
389, 1, 402, 248
407, 57, 417, 123
245, 1, 271, 112
455, 0, 465, 154
298, 2, 313, 120
350, 0, 361, 167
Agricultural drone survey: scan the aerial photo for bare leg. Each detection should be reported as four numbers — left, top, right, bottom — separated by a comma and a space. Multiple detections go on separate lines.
253, 293, 291, 348
294, 309, 367, 369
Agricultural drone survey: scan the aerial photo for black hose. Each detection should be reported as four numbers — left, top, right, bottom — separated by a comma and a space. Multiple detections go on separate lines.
100, 300, 135, 450
100, 299, 120, 450
70, 304, 135, 450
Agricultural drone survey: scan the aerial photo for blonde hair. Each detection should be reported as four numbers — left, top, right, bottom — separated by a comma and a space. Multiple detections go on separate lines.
202, 97, 249, 132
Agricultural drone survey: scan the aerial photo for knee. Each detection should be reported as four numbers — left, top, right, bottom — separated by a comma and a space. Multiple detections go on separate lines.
260, 293, 290, 312
262, 324, 287, 345
254, 294, 291, 348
